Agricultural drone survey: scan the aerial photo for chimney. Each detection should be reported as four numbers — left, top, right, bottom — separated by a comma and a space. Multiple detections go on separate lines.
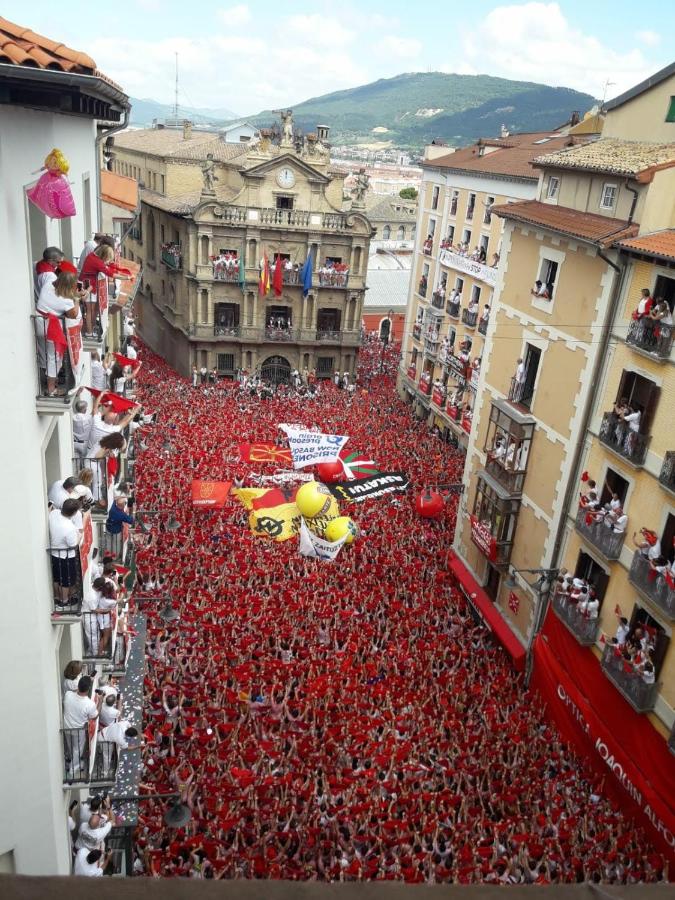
500, 124, 510, 139
570, 110, 581, 126
183, 120, 193, 141
316, 124, 330, 141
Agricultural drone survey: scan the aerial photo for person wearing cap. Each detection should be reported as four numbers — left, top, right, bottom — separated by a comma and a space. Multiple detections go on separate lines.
36, 263, 87, 395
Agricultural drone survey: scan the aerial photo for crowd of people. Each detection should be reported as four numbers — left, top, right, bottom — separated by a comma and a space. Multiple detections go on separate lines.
117, 338, 667, 883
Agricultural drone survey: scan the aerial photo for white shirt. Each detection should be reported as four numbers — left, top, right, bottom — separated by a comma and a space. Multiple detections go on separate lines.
37, 281, 77, 317
73, 412, 92, 445
48, 480, 74, 509
86, 413, 119, 453
73, 847, 103, 876
48, 508, 79, 557
515, 362, 525, 383
101, 719, 133, 749
125, 344, 137, 360
91, 360, 109, 391
75, 819, 112, 850
616, 623, 629, 645
78, 240, 97, 274
100, 702, 121, 727
63, 691, 98, 729
612, 514, 628, 533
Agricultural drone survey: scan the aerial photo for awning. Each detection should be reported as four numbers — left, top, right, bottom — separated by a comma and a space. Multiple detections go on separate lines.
447, 552, 526, 670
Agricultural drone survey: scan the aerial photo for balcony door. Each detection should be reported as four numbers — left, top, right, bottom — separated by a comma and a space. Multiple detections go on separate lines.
215, 303, 239, 329
520, 344, 541, 408
317, 309, 341, 332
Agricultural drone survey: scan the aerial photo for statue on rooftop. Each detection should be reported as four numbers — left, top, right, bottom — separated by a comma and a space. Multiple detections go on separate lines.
201, 153, 218, 193
280, 109, 294, 146
351, 167, 369, 207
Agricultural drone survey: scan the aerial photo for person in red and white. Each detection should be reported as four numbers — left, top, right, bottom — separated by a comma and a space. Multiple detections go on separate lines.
34, 246, 64, 301
634, 288, 653, 319
36, 262, 86, 396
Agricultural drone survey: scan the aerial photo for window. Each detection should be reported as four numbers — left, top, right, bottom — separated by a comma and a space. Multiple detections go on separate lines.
466, 193, 476, 220
484, 196, 494, 225
317, 308, 341, 331
159, 174, 165, 194
471, 476, 521, 565
27, 195, 47, 265
276, 195, 294, 209
446, 226, 455, 244
423, 263, 429, 278
510, 344, 541, 409
545, 176, 559, 200
396, 225, 405, 240
431, 185, 440, 210
217, 353, 235, 372
215, 302, 240, 329
317, 356, 334, 375
382, 225, 391, 240
600, 183, 618, 210
535, 257, 559, 300
411, 224, 416, 239
428, 218, 436, 236
479, 233, 489, 254
629, 606, 670, 677
471, 284, 481, 305
599, 467, 629, 507
484, 401, 534, 493
613, 370, 660, 436
455, 277, 464, 294
462, 229, 471, 246
574, 551, 609, 607
450, 190, 459, 216
653, 274, 675, 313
665, 96, 675, 123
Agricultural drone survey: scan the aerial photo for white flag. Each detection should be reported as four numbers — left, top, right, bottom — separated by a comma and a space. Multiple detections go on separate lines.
299, 518, 347, 561
279, 424, 349, 469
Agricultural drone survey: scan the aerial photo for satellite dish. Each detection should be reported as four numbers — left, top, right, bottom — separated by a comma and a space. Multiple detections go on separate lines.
164, 800, 192, 828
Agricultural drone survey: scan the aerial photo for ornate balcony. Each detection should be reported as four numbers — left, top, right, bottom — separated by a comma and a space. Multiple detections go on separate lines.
161, 244, 182, 270
600, 643, 658, 713
478, 316, 489, 336
446, 298, 460, 318
265, 326, 294, 342
551, 589, 599, 646
318, 269, 348, 288
598, 412, 649, 466
431, 290, 445, 311
625, 316, 673, 359
575, 507, 625, 560
214, 324, 241, 337
628, 552, 675, 621
659, 451, 675, 496
212, 261, 241, 282
461, 308, 478, 329
187, 324, 263, 342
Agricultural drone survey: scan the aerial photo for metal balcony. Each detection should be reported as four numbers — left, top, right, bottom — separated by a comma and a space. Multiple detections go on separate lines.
212, 263, 242, 282
600, 643, 658, 713
625, 317, 673, 359
82, 610, 118, 662
214, 323, 241, 337
161, 245, 182, 270
62, 725, 118, 786
598, 412, 649, 467
659, 451, 675, 496
628, 552, 675, 620
446, 299, 460, 318
32, 314, 78, 414
478, 316, 489, 336
431, 290, 445, 311
575, 507, 625, 560
318, 270, 348, 288
49, 547, 84, 617
551, 589, 599, 646
461, 308, 478, 328
265, 326, 294, 342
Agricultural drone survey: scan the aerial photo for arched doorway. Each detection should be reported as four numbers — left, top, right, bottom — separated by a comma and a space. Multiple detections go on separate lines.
260, 355, 291, 384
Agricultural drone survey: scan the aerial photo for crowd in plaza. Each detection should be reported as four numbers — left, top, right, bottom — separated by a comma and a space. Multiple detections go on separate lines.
119, 339, 666, 883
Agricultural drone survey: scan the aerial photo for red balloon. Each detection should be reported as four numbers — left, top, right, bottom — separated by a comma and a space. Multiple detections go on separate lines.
317, 461, 344, 484
415, 490, 444, 519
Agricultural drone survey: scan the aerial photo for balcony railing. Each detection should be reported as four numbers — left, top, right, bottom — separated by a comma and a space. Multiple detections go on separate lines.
508, 376, 534, 409
258, 208, 348, 230
74, 456, 109, 511
625, 316, 673, 359
461, 308, 478, 328
316, 329, 340, 342
32, 314, 78, 411
484, 458, 525, 496
446, 298, 460, 318
551, 589, 599, 645
478, 316, 489, 336
431, 387, 446, 407
438, 249, 498, 288
412, 323, 422, 341
49, 546, 83, 615
658, 451, 675, 495
575, 507, 625, 560
105, 632, 131, 676
265, 326, 294, 341
598, 412, 649, 466
431, 290, 445, 311
424, 338, 439, 358
62, 725, 119, 786
212, 261, 241, 281
628, 552, 675, 620
318, 269, 348, 288
422, 245, 432, 256
187, 324, 263, 341
82, 610, 117, 662
600, 643, 658, 713
214, 323, 241, 337
161, 245, 182, 270
418, 281, 428, 298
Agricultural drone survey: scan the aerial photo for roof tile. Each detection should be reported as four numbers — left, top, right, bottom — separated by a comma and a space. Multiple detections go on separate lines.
0, 16, 96, 73
113, 128, 253, 163
615, 229, 675, 262
492, 199, 638, 246
533, 138, 675, 179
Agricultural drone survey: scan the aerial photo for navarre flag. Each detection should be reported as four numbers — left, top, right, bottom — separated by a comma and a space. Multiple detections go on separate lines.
238, 442, 293, 465
191, 480, 232, 509
339, 448, 379, 480
232, 486, 301, 542
273, 254, 284, 297
299, 518, 347, 561
300, 252, 313, 298
258, 252, 270, 297
279, 424, 349, 469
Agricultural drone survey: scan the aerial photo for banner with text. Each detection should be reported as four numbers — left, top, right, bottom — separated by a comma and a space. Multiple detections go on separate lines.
191, 480, 232, 509
279, 425, 349, 469
328, 472, 410, 503
298, 518, 347, 560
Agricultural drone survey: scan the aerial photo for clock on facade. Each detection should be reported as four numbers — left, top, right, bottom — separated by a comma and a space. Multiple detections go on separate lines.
276, 167, 296, 189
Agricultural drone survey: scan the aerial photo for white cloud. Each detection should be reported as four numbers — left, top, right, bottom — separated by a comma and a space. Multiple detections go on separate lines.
216, 4, 251, 27
637, 29, 660, 47
377, 35, 423, 60
458, 3, 662, 99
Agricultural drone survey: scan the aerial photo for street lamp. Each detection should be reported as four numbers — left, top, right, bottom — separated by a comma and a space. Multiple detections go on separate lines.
380, 308, 394, 372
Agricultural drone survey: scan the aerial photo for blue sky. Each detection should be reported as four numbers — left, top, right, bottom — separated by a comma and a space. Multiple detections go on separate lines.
5, 1, 673, 113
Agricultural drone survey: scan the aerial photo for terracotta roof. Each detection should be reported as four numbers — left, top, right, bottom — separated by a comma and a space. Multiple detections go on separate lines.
533, 138, 675, 179
141, 185, 239, 216
114, 128, 253, 163
615, 229, 675, 262
492, 199, 638, 246
428, 132, 581, 180
365, 196, 417, 222
100, 170, 138, 212
0, 16, 96, 73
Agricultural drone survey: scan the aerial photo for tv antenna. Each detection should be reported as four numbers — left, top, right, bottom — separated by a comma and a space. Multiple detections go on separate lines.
173, 52, 179, 119
600, 78, 616, 110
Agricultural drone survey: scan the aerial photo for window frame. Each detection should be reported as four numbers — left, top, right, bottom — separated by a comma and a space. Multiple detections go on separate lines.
545, 175, 560, 201
665, 96, 675, 123
600, 182, 618, 211
532, 246, 565, 313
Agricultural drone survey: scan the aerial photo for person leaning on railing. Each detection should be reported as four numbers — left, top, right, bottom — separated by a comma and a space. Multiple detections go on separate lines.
36, 262, 87, 396
49, 498, 82, 607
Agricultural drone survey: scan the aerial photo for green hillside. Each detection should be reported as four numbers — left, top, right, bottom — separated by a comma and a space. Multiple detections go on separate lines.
251, 72, 596, 148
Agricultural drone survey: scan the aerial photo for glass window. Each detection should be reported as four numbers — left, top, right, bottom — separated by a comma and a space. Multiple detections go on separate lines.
600, 183, 618, 210
546, 176, 559, 200
382, 225, 391, 240
666, 96, 675, 123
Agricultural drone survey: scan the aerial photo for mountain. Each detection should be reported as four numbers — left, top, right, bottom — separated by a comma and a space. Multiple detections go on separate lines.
251, 72, 596, 148
129, 97, 239, 126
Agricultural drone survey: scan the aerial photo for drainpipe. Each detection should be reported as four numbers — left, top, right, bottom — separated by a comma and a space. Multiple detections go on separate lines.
524, 245, 627, 684
95, 105, 131, 231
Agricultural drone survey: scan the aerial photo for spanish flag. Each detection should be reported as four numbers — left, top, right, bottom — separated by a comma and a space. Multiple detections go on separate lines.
232, 486, 300, 542
258, 252, 270, 297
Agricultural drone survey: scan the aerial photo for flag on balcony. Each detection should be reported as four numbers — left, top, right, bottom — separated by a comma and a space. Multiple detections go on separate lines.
301, 252, 313, 297
258, 252, 270, 297
273, 254, 283, 297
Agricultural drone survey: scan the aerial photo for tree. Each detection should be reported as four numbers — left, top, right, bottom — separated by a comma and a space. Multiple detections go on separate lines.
399, 187, 418, 200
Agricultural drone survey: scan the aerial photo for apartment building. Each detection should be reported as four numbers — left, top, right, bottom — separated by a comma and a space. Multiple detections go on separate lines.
112, 120, 372, 381
448, 63, 675, 858
398, 129, 581, 447
0, 18, 142, 875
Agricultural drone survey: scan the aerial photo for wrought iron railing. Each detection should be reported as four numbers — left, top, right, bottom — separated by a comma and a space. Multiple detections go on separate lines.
318, 270, 348, 287
575, 507, 625, 560
265, 326, 294, 341
461, 308, 478, 328
48, 546, 83, 614
625, 316, 673, 358
446, 299, 460, 318
551, 589, 599, 645
478, 316, 489, 336
508, 376, 534, 409
62, 726, 119, 785
598, 412, 649, 466
658, 451, 675, 494
214, 324, 241, 337
600, 643, 658, 713
628, 552, 675, 620
32, 313, 77, 404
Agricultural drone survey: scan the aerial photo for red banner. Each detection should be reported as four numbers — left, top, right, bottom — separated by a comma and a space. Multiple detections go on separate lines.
79, 512, 93, 578
191, 480, 232, 508
447, 402, 460, 420
461, 413, 472, 434
469, 514, 497, 561
97, 274, 109, 316
238, 442, 292, 465
532, 612, 675, 866
67, 320, 82, 372
407, 365, 416, 379
431, 387, 445, 406
418, 378, 431, 395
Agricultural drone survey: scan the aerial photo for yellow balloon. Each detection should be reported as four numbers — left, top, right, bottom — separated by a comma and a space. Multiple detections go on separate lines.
324, 516, 358, 545
296, 481, 335, 518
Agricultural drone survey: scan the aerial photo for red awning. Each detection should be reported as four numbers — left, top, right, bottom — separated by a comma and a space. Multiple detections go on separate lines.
447, 552, 526, 670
